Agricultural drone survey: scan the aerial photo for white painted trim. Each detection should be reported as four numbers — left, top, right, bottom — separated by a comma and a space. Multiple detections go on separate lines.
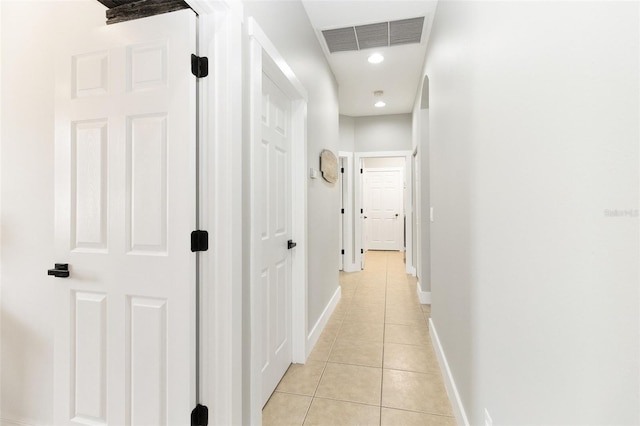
247, 20, 308, 101
196, 4, 244, 425
0, 418, 34, 426
355, 151, 413, 272
362, 167, 405, 252
408, 265, 416, 276
247, 17, 308, 426
412, 149, 421, 286
416, 282, 431, 304
338, 151, 358, 272
637, 5, 640, 422
0, 2, 3, 416
306, 286, 342, 357
429, 319, 470, 426
185, 0, 242, 17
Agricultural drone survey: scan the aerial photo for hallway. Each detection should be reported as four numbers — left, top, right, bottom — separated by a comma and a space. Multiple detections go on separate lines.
263, 251, 455, 425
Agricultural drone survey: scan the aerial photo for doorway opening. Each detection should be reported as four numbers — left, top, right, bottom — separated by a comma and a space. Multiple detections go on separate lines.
353, 151, 414, 274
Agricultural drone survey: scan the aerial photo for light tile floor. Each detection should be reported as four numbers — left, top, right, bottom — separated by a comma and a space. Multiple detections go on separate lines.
263, 250, 456, 426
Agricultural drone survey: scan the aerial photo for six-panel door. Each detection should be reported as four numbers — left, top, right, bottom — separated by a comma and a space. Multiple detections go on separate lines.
260, 73, 294, 406
54, 10, 197, 425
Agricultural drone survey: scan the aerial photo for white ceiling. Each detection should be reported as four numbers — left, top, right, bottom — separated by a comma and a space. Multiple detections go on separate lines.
301, 0, 438, 117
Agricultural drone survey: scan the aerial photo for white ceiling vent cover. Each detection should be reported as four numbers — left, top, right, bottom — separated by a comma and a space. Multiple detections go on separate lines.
322, 16, 425, 53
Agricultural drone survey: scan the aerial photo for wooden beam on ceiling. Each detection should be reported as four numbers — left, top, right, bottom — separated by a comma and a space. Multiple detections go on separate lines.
99, 0, 191, 25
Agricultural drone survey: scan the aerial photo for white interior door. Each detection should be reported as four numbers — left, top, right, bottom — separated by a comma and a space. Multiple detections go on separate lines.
260, 73, 293, 405
363, 168, 404, 251
53, 10, 196, 425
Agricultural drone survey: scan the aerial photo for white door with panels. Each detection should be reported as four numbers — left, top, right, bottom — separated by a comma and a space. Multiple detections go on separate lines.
260, 73, 294, 405
53, 10, 197, 425
363, 168, 404, 251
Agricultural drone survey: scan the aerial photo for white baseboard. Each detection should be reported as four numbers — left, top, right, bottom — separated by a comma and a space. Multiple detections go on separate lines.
406, 265, 416, 275
342, 263, 360, 273
429, 318, 470, 426
306, 286, 341, 359
416, 282, 431, 304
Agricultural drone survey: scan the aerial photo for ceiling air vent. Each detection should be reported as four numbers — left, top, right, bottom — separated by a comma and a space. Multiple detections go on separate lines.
322, 16, 425, 53
322, 27, 358, 53
390, 17, 425, 45
355, 23, 388, 50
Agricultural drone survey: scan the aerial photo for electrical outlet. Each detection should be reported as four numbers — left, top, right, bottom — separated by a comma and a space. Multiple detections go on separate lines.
484, 409, 493, 426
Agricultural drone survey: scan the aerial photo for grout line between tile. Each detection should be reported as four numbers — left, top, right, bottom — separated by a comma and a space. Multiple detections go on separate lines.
302, 265, 363, 425
379, 250, 389, 426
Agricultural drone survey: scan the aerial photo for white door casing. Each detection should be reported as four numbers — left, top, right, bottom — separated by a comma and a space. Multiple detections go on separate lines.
364, 168, 404, 251
360, 159, 367, 269
413, 149, 421, 279
247, 17, 309, 425
354, 151, 413, 272
337, 152, 356, 272
259, 73, 293, 405
339, 157, 344, 271
54, 10, 196, 425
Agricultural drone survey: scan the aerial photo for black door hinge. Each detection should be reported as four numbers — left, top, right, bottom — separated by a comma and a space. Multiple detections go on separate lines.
341, 249, 345, 255
191, 54, 209, 78
191, 230, 209, 252
341, 208, 344, 214
361, 249, 364, 254
360, 168, 363, 174
191, 404, 209, 426
341, 167, 344, 173
360, 209, 363, 214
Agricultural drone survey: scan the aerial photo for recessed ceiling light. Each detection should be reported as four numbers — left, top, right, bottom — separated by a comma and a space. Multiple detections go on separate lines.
368, 53, 384, 64
375, 101, 386, 108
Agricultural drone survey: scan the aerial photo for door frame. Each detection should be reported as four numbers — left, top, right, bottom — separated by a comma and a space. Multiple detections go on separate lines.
355, 151, 413, 273
339, 157, 344, 271
246, 17, 309, 425
338, 151, 358, 272
184, 1, 244, 425
412, 148, 420, 280
362, 166, 405, 252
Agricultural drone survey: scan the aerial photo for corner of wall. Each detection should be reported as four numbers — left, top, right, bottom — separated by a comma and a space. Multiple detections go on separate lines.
416, 282, 431, 304
429, 318, 469, 426
306, 286, 341, 359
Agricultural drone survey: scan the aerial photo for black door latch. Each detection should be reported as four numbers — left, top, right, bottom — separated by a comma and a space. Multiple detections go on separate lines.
48, 263, 69, 278
287, 240, 297, 250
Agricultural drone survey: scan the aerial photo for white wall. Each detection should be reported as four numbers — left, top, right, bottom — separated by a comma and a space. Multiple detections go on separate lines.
424, 1, 639, 424
339, 114, 355, 152
354, 113, 412, 152
0, 1, 105, 424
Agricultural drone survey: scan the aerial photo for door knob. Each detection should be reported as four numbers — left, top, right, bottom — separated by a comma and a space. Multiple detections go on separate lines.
395, 213, 399, 217
287, 240, 297, 250
364, 216, 368, 219
48, 263, 69, 278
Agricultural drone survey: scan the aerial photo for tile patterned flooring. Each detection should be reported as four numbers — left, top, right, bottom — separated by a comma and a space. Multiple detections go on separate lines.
263, 251, 455, 426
